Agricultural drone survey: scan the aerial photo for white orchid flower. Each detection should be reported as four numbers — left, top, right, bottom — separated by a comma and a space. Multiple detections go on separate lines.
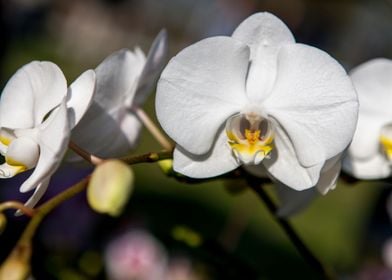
70, 30, 168, 159
343, 58, 392, 179
0, 61, 96, 207
156, 12, 358, 191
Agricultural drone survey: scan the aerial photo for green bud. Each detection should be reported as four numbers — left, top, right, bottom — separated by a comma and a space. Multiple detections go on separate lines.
87, 160, 134, 217
0, 214, 6, 235
157, 159, 174, 175
0, 243, 31, 280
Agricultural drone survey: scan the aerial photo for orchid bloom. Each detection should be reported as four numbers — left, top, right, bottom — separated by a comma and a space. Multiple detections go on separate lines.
156, 12, 358, 192
70, 30, 168, 159
343, 58, 392, 179
0, 61, 95, 207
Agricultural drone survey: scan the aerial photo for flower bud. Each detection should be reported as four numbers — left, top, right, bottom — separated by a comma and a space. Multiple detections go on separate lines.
158, 159, 173, 175
87, 160, 134, 217
0, 243, 31, 280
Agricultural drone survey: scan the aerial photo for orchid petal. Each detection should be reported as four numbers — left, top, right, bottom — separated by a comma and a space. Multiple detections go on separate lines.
0, 61, 67, 129
66, 70, 96, 128
350, 58, 392, 118
24, 178, 50, 208
232, 12, 295, 102
20, 100, 69, 192
263, 122, 323, 190
71, 103, 140, 158
275, 183, 318, 217
343, 153, 390, 179
173, 130, 239, 178
156, 37, 249, 155
264, 44, 358, 168
347, 114, 386, 161
134, 29, 169, 106
94, 49, 145, 111
316, 153, 342, 195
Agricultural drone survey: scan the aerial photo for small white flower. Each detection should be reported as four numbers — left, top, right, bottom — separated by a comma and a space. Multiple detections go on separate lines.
343, 58, 392, 179
0, 61, 95, 207
71, 30, 168, 159
156, 12, 358, 191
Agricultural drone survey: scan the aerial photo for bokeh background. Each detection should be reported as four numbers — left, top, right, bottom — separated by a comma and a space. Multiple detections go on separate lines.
0, 0, 392, 279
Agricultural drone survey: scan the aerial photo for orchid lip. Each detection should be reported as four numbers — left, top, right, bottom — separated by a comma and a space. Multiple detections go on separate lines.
225, 112, 274, 165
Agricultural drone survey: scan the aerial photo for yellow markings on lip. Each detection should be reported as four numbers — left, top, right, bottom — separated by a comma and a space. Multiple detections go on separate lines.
225, 113, 274, 165
380, 135, 392, 160
227, 129, 274, 164
5, 156, 28, 174
245, 129, 260, 145
0, 136, 11, 146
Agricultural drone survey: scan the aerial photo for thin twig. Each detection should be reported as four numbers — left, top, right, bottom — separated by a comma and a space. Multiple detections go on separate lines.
248, 182, 336, 280
119, 150, 173, 165
132, 107, 173, 151
0, 201, 36, 217
69, 141, 105, 165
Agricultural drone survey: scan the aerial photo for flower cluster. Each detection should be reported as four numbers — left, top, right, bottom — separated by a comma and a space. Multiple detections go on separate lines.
0, 11, 390, 216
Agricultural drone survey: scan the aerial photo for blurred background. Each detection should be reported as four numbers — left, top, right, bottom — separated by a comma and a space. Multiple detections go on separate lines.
0, 0, 391, 279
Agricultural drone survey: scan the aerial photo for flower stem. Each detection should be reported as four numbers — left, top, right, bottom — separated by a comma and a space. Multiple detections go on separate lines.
132, 107, 173, 151
0, 201, 36, 217
119, 150, 172, 164
248, 182, 336, 280
8, 150, 173, 253
69, 141, 105, 165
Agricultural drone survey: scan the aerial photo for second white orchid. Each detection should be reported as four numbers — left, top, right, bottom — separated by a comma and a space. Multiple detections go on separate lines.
0, 61, 95, 207
71, 30, 168, 159
156, 12, 358, 191
343, 58, 392, 179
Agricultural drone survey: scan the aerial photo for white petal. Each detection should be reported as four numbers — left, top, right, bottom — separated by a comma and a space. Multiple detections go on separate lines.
133, 29, 169, 106
66, 70, 96, 128
264, 44, 358, 168
232, 12, 295, 102
156, 37, 249, 155
263, 122, 323, 190
350, 58, 392, 119
71, 103, 140, 158
0, 61, 67, 129
94, 49, 145, 111
24, 178, 50, 208
275, 182, 318, 217
316, 153, 342, 195
347, 114, 386, 161
20, 100, 70, 192
173, 130, 239, 178
342, 153, 391, 179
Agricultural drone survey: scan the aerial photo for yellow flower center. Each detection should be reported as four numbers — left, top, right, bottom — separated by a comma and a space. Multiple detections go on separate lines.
225, 113, 274, 165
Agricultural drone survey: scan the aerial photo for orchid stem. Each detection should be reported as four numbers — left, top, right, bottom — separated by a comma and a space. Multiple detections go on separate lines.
132, 107, 173, 151
119, 150, 172, 164
5, 150, 174, 266
69, 141, 105, 165
248, 182, 336, 280
0, 201, 35, 217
